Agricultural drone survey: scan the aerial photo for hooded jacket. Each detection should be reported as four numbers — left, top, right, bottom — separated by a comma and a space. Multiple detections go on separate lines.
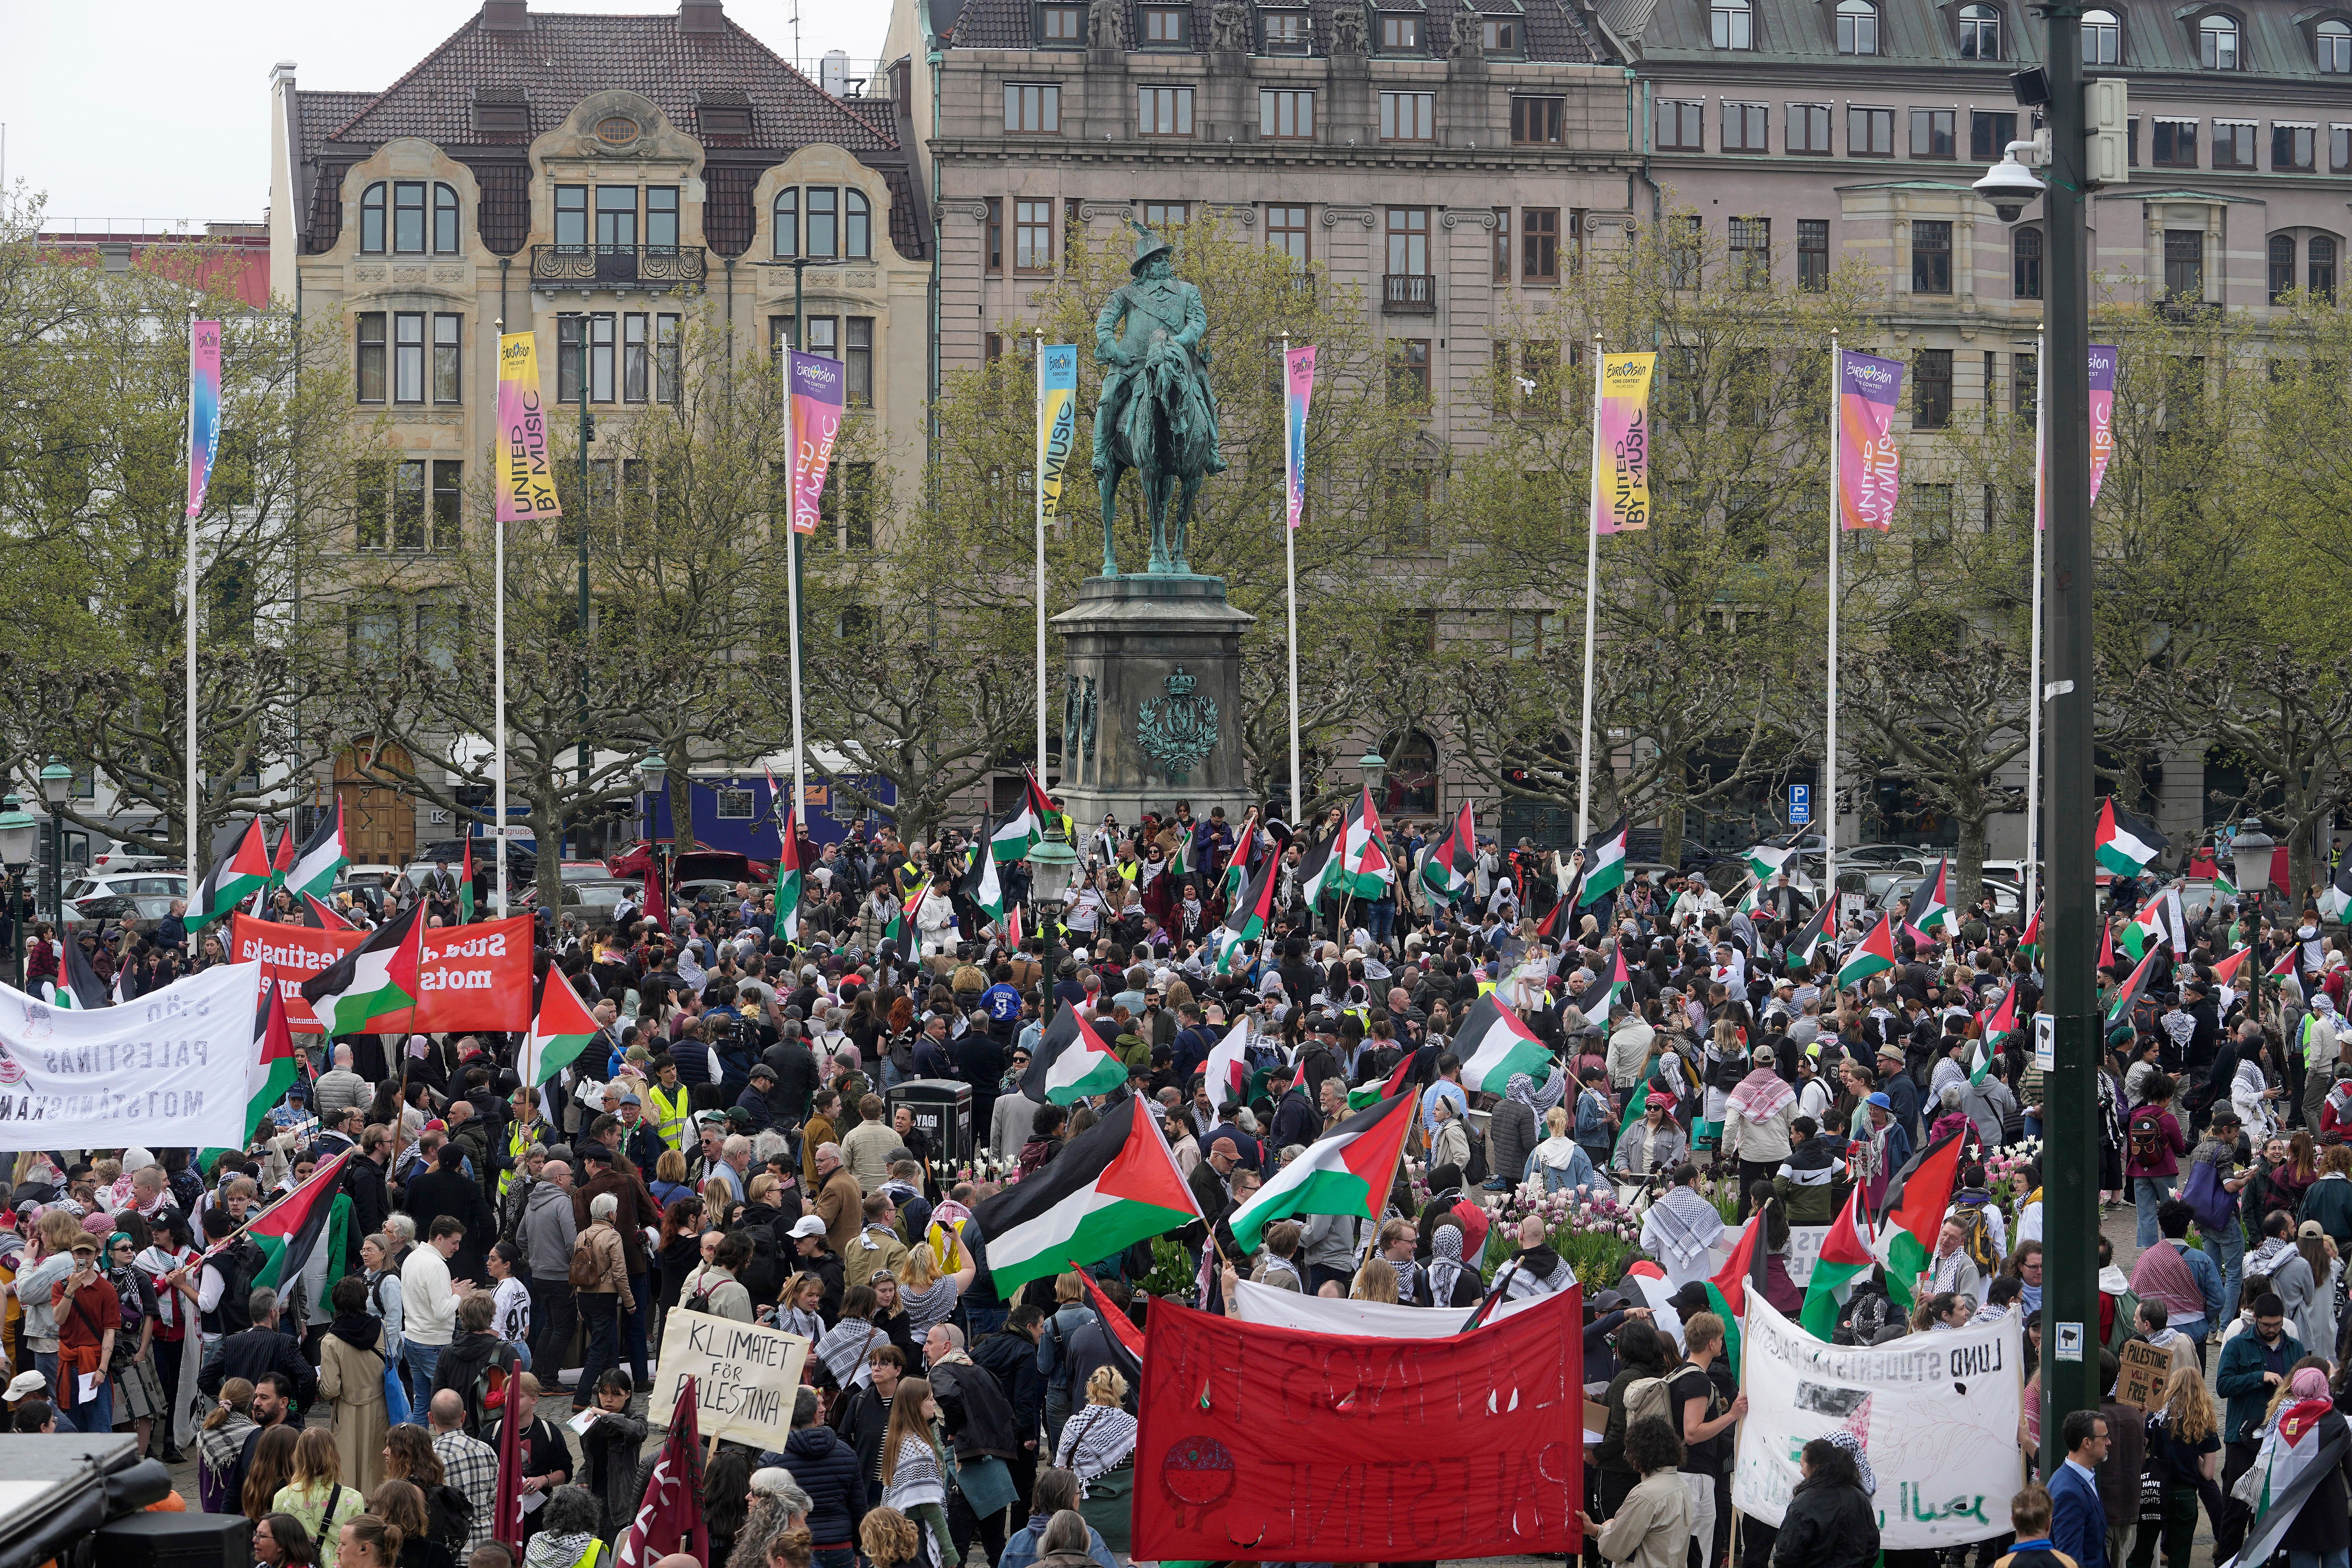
520, 1178, 579, 1283
428, 1329, 520, 1438
778, 1421, 870, 1543
1500, 1245, 1572, 1301
928, 1355, 1020, 1460
1772, 1139, 1845, 1225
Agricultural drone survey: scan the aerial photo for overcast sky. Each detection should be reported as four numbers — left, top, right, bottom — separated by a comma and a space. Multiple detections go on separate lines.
2, 0, 891, 228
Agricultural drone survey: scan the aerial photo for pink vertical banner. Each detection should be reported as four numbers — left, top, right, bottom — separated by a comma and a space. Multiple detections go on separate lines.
1590, 352, 1657, 535
186, 319, 222, 517
788, 350, 846, 535
1284, 346, 1316, 530
1836, 349, 1904, 531
2087, 343, 2117, 505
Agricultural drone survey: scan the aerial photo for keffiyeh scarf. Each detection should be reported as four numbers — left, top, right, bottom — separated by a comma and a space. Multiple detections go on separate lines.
1426, 1225, 1467, 1306
1646, 1185, 1724, 1275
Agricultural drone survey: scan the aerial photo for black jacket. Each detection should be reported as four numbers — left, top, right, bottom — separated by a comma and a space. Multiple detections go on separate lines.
929, 1357, 1020, 1461
580, 1404, 652, 1537
836, 1383, 893, 1488
777, 1421, 869, 1544
342, 1154, 391, 1241
198, 1324, 318, 1412
429, 1330, 521, 1438
971, 1328, 1046, 1452
762, 1039, 822, 1126
1770, 1475, 1880, 1568
403, 1168, 499, 1283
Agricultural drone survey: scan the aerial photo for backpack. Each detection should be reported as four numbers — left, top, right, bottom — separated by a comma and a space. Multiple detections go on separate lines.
1621, 1371, 1675, 1433
1949, 1203, 2000, 1277
2129, 1107, 2171, 1169
568, 1232, 603, 1289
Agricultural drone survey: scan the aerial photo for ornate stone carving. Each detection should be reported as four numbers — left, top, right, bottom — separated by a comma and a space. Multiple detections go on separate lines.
1210, 0, 1251, 49
1078, 201, 1134, 222
1440, 209, 1498, 230
1205, 204, 1257, 228
1327, 4, 1368, 53
1450, 3, 1485, 57
1135, 666, 1218, 784
1320, 207, 1378, 228
934, 201, 990, 224
1089, 0, 1122, 47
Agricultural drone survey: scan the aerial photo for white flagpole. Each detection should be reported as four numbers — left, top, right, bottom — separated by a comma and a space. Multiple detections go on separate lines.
1825, 330, 1841, 922
493, 318, 508, 917
185, 311, 199, 897
1575, 335, 1603, 845
785, 350, 808, 826
1283, 334, 1301, 825
2025, 328, 2046, 919
1036, 331, 1048, 794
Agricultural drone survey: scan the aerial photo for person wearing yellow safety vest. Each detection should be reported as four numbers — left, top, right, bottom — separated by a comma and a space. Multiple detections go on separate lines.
500, 1089, 550, 1202
643, 1056, 693, 1152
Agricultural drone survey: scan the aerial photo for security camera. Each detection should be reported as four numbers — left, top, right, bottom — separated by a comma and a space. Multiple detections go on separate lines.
1973, 142, 2046, 223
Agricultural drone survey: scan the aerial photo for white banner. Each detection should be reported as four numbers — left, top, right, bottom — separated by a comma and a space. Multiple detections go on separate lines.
0, 963, 259, 1149
1732, 1294, 2024, 1548
1230, 1278, 1544, 1338
650, 1307, 809, 1448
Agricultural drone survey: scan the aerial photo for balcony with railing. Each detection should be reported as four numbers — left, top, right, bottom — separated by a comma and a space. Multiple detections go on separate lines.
1383, 273, 1437, 314
531, 244, 708, 290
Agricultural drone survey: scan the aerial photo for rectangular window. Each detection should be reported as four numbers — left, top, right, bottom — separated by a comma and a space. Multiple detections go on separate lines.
355, 461, 387, 548
805, 317, 838, 361
1388, 339, 1430, 403
418, 606, 467, 671
655, 314, 680, 404
985, 197, 1003, 274
1138, 85, 1195, 136
557, 314, 583, 404
1914, 347, 1953, 428
1788, 103, 1832, 153
1722, 102, 1768, 152
1849, 107, 1894, 156
775, 188, 799, 258
1911, 219, 1952, 293
350, 608, 399, 661
393, 182, 427, 254
1143, 5, 1188, 43
823, 463, 876, 549
1381, 91, 1435, 141
432, 313, 461, 403
356, 312, 386, 403
623, 313, 649, 402
1512, 96, 1564, 145
1483, 16, 1517, 50
2013, 225, 2043, 298
807, 188, 838, 257
1015, 198, 1054, 271
2129, 116, 2140, 165
554, 185, 588, 250
1267, 205, 1310, 264
1522, 208, 1560, 283
431, 460, 462, 550
1669, 214, 1702, 287
2164, 229, 2205, 298
590, 312, 615, 402
1264, 10, 1309, 48
1969, 110, 2017, 161
393, 312, 425, 403
1798, 219, 1830, 290
846, 318, 873, 407
2214, 122, 2256, 169
2014, 352, 2038, 418
1142, 201, 1189, 228
2153, 120, 2198, 167
1260, 88, 1314, 138
1006, 82, 1062, 132
1379, 13, 1420, 49
1730, 216, 1769, 287
1041, 4, 1082, 40
2274, 124, 2316, 171
595, 185, 637, 249
393, 458, 426, 548
1911, 108, 1956, 158
1494, 207, 1511, 282
2336, 126, 2352, 172
1385, 206, 1429, 275
646, 187, 679, 250
1657, 100, 1704, 150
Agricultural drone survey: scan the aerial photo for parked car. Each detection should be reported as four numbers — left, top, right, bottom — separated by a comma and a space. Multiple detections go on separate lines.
61, 870, 186, 926
546, 878, 641, 921
1624, 831, 1724, 873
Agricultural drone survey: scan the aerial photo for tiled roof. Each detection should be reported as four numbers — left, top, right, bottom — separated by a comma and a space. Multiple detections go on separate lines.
949, 0, 1605, 62
299, 91, 377, 152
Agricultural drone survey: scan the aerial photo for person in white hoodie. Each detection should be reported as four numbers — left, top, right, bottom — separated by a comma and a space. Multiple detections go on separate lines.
397, 1217, 469, 1423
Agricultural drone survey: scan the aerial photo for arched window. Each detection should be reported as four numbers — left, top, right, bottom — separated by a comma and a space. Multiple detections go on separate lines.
2313, 236, 2339, 301
1711, 0, 1752, 49
2199, 12, 2239, 68
845, 189, 872, 259
432, 183, 461, 254
774, 188, 799, 258
2012, 225, 2043, 298
2270, 233, 2296, 301
1379, 731, 1441, 816
2319, 18, 2351, 71
2082, 7, 2122, 62
1958, 2, 2002, 57
359, 182, 387, 253
1836, 0, 1878, 53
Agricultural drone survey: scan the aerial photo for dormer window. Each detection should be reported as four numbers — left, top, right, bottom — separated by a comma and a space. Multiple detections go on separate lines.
1836, 0, 1879, 54
697, 92, 752, 136
2318, 16, 2350, 71
472, 88, 528, 135
1263, 8, 1311, 49
1483, 16, 1520, 50
2199, 11, 2239, 68
2082, 7, 2122, 60
360, 180, 463, 255
1142, 5, 1189, 45
1958, 3, 2002, 58
1040, 2, 1084, 42
1712, 0, 1751, 49
1379, 13, 1423, 49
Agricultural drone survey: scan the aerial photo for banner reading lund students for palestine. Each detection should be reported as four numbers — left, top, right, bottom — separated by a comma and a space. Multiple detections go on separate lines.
232, 913, 533, 1033
1733, 1295, 2024, 1550
0, 962, 259, 1146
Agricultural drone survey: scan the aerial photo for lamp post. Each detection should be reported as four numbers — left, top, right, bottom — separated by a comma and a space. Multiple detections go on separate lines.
637, 751, 668, 926
40, 756, 71, 931
0, 795, 35, 987
1027, 819, 1080, 954
1358, 750, 1388, 806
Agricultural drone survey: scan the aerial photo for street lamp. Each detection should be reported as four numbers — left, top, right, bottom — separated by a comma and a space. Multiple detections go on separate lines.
40, 757, 71, 931
1358, 750, 1388, 804
0, 795, 34, 988
1027, 816, 1081, 953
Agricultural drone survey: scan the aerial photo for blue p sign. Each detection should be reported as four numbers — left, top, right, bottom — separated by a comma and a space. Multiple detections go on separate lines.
1789, 784, 1811, 825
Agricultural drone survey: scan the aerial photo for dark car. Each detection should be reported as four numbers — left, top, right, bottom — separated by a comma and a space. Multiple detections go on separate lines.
1624, 831, 1724, 874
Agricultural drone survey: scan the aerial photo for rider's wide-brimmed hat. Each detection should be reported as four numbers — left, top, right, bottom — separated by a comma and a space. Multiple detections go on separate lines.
1129, 221, 1175, 275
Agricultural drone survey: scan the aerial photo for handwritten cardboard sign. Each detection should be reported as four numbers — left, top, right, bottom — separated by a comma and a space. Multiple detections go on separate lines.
650, 1308, 810, 1448
2114, 1339, 2174, 1411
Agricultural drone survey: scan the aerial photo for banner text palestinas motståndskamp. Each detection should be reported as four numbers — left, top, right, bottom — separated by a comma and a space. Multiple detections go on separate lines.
788, 350, 846, 535
232, 913, 533, 1033
0, 962, 260, 1146
1591, 352, 1656, 534
496, 332, 561, 522
1837, 349, 1905, 531
1040, 343, 1078, 519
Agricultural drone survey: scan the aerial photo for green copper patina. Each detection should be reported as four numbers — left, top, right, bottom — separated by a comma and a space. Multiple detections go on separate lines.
1092, 222, 1225, 576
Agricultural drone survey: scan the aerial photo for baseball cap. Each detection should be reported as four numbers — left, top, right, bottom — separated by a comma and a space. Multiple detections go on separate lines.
788, 1215, 827, 1240
3, 1371, 45, 1402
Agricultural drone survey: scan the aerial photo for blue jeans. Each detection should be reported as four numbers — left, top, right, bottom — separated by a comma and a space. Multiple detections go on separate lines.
34, 1351, 74, 1432
964, 1306, 1007, 1339
2206, 1218, 2247, 1321
1367, 902, 1395, 947
79, 1377, 113, 1435
2023, 1113, 2042, 1140
2288, 1552, 2352, 1568
2134, 1175, 2174, 1248
398, 1340, 442, 1424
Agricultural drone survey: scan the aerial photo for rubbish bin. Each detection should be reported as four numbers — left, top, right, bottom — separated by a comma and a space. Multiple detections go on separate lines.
889, 1078, 975, 1170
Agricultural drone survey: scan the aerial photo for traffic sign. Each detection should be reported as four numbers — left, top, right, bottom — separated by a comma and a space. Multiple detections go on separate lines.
1789, 784, 1811, 825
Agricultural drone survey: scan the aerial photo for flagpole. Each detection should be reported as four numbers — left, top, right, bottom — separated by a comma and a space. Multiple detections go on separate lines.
1575, 334, 1603, 845
1036, 330, 1049, 799
492, 318, 508, 918
1282, 334, 1301, 826
2025, 327, 2047, 920
185, 310, 199, 900
1825, 329, 1842, 933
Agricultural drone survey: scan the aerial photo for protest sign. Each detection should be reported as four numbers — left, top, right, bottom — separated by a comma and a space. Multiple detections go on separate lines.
650, 1308, 810, 1448
1134, 1288, 1583, 1562
1784, 1224, 1828, 1285
2113, 1339, 2173, 1410
233, 913, 532, 1032
0, 964, 259, 1147
1733, 1294, 2024, 1549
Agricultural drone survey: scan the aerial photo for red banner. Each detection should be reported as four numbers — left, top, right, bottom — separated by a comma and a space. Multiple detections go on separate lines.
231, 914, 534, 1033
1132, 1287, 1583, 1563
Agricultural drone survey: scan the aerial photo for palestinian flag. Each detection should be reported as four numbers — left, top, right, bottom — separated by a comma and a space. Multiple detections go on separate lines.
2095, 798, 2168, 876
2213, 872, 2240, 900
1800, 1183, 1876, 1338
1705, 1212, 1768, 1369
521, 965, 602, 1088
883, 878, 927, 950
1295, 838, 1341, 911
1201, 1019, 1252, 1112
57, 938, 109, 1010
2105, 946, 2159, 1032
300, 902, 424, 1037
2321, 858, 2352, 924
2270, 946, 2305, 1005
1021, 1002, 1128, 1104
1904, 859, 1953, 941
2210, 946, 2252, 988
1836, 914, 1897, 989
1744, 842, 1803, 882
300, 893, 354, 930
1577, 816, 1630, 906
2233, 1406, 2352, 1565
1167, 829, 1194, 884
1572, 948, 1630, 1019
1215, 852, 1279, 974
1736, 878, 1763, 918
191, 819, 274, 930
1073, 1266, 1146, 1386
2017, 904, 2041, 962
457, 837, 475, 923
2122, 887, 2185, 962
1451, 992, 1555, 1094
1002, 904, 1024, 950
270, 823, 297, 888
1788, 901, 1834, 968
771, 806, 804, 943
1420, 802, 1477, 905
287, 800, 348, 902
992, 770, 1054, 863
1535, 896, 1571, 942
1874, 1128, 1965, 1308
1335, 786, 1395, 897
1352, 1043, 1437, 1112
958, 815, 1004, 929
247, 969, 302, 1141
1975, 987, 2018, 1086
1227, 1090, 1416, 1254
230, 1146, 355, 1295
967, 1094, 1200, 1295
2098, 919, 2117, 973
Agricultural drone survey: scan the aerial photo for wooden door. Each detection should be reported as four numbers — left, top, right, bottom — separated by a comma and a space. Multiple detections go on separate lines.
335, 740, 417, 866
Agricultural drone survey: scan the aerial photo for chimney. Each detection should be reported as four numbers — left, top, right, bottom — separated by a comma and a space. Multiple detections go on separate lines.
482, 0, 529, 31
681, 0, 725, 33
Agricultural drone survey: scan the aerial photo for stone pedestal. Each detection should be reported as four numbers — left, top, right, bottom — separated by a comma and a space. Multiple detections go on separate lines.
1050, 574, 1256, 830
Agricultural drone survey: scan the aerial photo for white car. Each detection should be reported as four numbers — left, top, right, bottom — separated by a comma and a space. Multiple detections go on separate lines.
62, 870, 188, 924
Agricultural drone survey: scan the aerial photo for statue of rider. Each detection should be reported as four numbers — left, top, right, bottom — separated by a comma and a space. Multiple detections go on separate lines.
1091, 222, 1225, 574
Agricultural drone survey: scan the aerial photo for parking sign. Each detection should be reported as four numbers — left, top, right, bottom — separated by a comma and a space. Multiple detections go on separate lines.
1789, 784, 1811, 825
